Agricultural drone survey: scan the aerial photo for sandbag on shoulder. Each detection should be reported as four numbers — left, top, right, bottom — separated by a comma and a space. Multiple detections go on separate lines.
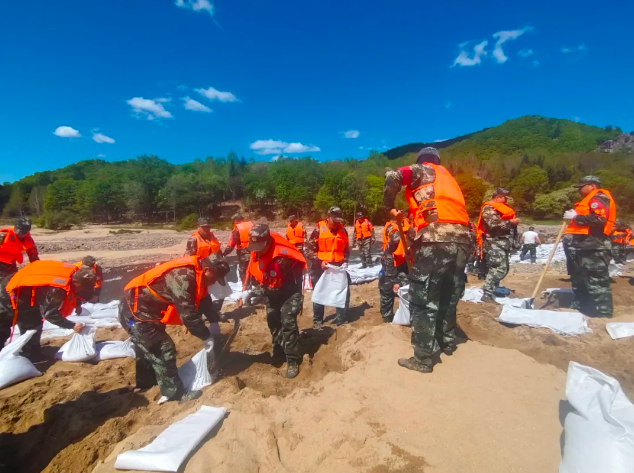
55, 326, 97, 362
0, 330, 42, 389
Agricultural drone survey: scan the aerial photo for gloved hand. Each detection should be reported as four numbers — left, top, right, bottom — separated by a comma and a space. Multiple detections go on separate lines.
204, 338, 215, 351
341, 263, 348, 270
563, 209, 577, 220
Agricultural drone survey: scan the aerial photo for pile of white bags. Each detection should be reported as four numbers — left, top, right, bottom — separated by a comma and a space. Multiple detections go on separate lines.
0, 330, 41, 389
311, 265, 349, 308
55, 326, 97, 362
114, 405, 227, 472
560, 362, 634, 473
95, 339, 136, 361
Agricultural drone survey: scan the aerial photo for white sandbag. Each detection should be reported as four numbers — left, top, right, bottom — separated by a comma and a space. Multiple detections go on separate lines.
95, 339, 135, 361
497, 305, 591, 336
461, 286, 529, 307
208, 281, 233, 302
542, 288, 574, 295
114, 405, 228, 472
559, 362, 634, 473
55, 326, 97, 362
178, 347, 215, 392
346, 263, 381, 284
462, 286, 484, 302
606, 323, 634, 340
392, 285, 411, 326
0, 330, 41, 389
312, 265, 349, 308
610, 263, 623, 278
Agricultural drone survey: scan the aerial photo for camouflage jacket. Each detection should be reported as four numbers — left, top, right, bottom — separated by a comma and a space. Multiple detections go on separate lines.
381, 225, 409, 282
305, 224, 350, 269
480, 204, 515, 241
383, 164, 470, 246
2, 286, 78, 330
568, 192, 612, 250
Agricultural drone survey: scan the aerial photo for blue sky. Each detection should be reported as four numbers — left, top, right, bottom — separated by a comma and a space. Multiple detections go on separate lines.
1, 0, 633, 182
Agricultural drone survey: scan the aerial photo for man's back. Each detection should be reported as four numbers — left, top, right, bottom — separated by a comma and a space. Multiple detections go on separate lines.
522, 230, 538, 245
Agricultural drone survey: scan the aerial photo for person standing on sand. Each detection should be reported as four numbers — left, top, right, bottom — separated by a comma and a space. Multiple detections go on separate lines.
222, 214, 254, 284
0, 217, 39, 281
383, 147, 470, 374
353, 212, 375, 268
186, 217, 222, 259
520, 226, 541, 264
285, 215, 306, 253
75, 255, 104, 300
378, 216, 409, 323
610, 220, 631, 265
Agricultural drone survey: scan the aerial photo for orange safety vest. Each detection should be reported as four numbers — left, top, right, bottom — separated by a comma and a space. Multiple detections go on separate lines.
565, 189, 616, 236
191, 230, 221, 258
124, 256, 207, 325
382, 220, 411, 267
234, 222, 254, 250
404, 164, 469, 230
475, 201, 516, 249
5, 260, 80, 322
0, 229, 35, 265
354, 218, 373, 239
316, 220, 349, 263
612, 230, 628, 244
247, 233, 306, 288
286, 222, 305, 245
75, 261, 103, 289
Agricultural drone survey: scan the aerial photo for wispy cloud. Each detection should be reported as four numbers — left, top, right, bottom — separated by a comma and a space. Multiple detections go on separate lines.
492, 26, 533, 64
452, 40, 488, 67
532, 60, 540, 67
127, 97, 173, 121
98, 154, 106, 158
92, 132, 115, 144
434, 139, 449, 143
518, 48, 534, 58
561, 44, 587, 54
250, 139, 320, 155
195, 86, 239, 103
573, 116, 581, 123
341, 130, 360, 139
53, 126, 81, 138
177, 84, 188, 91
175, 0, 214, 15
182, 96, 212, 113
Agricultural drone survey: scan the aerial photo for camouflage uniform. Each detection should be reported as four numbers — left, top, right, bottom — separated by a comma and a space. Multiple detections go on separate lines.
480, 204, 515, 299
223, 225, 253, 283
305, 224, 351, 326
566, 191, 613, 317
610, 223, 630, 265
118, 265, 215, 400
379, 225, 409, 322
357, 237, 373, 267
384, 158, 470, 368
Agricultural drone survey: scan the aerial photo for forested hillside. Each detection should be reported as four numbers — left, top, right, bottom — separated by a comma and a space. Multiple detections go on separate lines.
2, 116, 633, 229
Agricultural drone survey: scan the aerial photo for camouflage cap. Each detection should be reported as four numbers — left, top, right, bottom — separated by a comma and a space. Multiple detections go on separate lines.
81, 255, 98, 267
493, 187, 510, 197
288, 215, 297, 221
197, 217, 211, 226
201, 255, 230, 286
416, 147, 441, 165
247, 224, 272, 253
231, 213, 244, 221
574, 175, 601, 188
356, 212, 365, 219
72, 267, 97, 289
14, 217, 32, 234
327, 206, 344, 223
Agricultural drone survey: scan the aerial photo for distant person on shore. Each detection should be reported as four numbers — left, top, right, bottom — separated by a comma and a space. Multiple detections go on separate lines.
0, 218, 39, 280
75, 255, 104, 299
610, 220, 631, 265
285, 215, 306, 253
186, 217, 222, 259
520, 226, 541, 264
222, 214, 254, 283
353, 212, 375, 268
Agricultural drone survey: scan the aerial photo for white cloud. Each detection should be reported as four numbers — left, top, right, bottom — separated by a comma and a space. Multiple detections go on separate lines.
341, 130, 360, 139
175, 0, 214, 15
561, 44, 586, 54
92, 132, 115, 144
98, 154, 106, 158
53, 126, 81, 138
492, 26, 533, 64
195, 86, 239, 103
271, 155, 281, 161
434, 139, 449, 143
532, 60, 540, 67
452, 40, 488, 67
250, 139, 320, 155
518, 48, 534, 58
182, 96, 212, 113
127, 97, 173, 121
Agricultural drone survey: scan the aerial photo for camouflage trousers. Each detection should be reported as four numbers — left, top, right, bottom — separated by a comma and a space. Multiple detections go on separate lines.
311, 268, 351, 325
0, 306, 44, 359
612, 243, 627, 265
520, 244, 537, 264
408, 243, 469, 363
236, 249, 251, 284
266, 291, 303, 363
567, 248, 613, 318
357, 237, 373, 267
378, 266, 408, 322
482, 239, 510, 297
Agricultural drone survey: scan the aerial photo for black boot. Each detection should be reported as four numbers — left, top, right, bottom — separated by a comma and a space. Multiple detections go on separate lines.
286, 361, 299, 379
398, 357, 433, 373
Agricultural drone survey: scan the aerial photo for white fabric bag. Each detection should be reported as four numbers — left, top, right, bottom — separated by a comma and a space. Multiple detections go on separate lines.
114, 405, 228, 472
208, 282, 233, 302
606, 323, 634, 340
560, 362, 634, 473
178, 347, 215, 392
392, 285, 411, 326
55, 326, 97, 362
497, 305, 591, 336
95, 339, 136, 361
312, 265, 348, 308
0, 330, 41, 389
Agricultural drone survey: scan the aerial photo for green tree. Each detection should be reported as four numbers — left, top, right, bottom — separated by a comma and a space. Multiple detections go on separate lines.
454, 174, 488, 215
44, 179, 80, 213
511, 166, 549, 210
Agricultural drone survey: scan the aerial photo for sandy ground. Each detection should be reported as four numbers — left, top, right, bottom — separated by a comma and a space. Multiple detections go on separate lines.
1, 225, 633, 473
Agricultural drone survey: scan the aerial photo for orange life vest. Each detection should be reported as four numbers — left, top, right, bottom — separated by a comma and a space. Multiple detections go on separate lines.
475, 201, 516, 249
316, 220, 349, 263
382, 220, 411, 267
234, 221, 254, 250
5, 260, 79, 320
247, 233, 306, 288
75, 261, 103, 289
354, 218, 373, 239
191, 230, 221, 258
124, 256, 207, 325
404, 164, 469, 230
612, 230, 628, 244
565, 189, 616, 236
286, 222, 305, 245
0, 229, 35, 265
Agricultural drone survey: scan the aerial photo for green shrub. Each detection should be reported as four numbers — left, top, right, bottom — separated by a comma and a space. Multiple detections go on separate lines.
176, 213, 199, 231
42, 210, 79, 230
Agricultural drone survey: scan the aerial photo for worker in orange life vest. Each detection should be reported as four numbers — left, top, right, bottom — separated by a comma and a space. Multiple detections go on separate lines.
563, 175, 616, 318
75, 255, 103, 299
476, 188, 521, 303
0, 217, 39, 280
305, 206, 351, 329
245, 224, 307, 379
285, 215, 306, 252
119, 255, 231, 403
0, 261, 97, 360
379, 217, 409, 322
353, 212, 375, 267
610, 219, 631, 265
222, 213, 254, 284
186, 217, 222, 259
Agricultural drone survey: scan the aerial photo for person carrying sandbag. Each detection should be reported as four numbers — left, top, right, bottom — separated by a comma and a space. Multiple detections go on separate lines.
379, 216, 410, 323
0, 260, 97, 361
119, 255, 230, 403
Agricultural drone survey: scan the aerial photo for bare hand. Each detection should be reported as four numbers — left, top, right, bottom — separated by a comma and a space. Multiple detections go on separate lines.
321, 261, 329, 269
389, 209, 403, 222
238, 299, 244, 308
393, 284, 400, 293
73, 323, 85, 333
510, 218, 521, 225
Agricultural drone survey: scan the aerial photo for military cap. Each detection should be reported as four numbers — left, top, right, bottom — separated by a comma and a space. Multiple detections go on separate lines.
416, 147, 441, 165
14, 217, 32, 234
288, 215, 297, 221
200, 255, 230, 286
247, 224, 272, 253
72, 267, 97, 289
327, 206, 344, 223
356, 212, 365, 219
81, 255, 98, 267
197, 217, 211, 226
574, 175, 601, 188
493, 187, 510, 197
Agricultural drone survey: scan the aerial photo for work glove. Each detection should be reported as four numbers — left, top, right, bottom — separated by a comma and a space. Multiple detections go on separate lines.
563, 209, 577, 221
204, 338, 215, 351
